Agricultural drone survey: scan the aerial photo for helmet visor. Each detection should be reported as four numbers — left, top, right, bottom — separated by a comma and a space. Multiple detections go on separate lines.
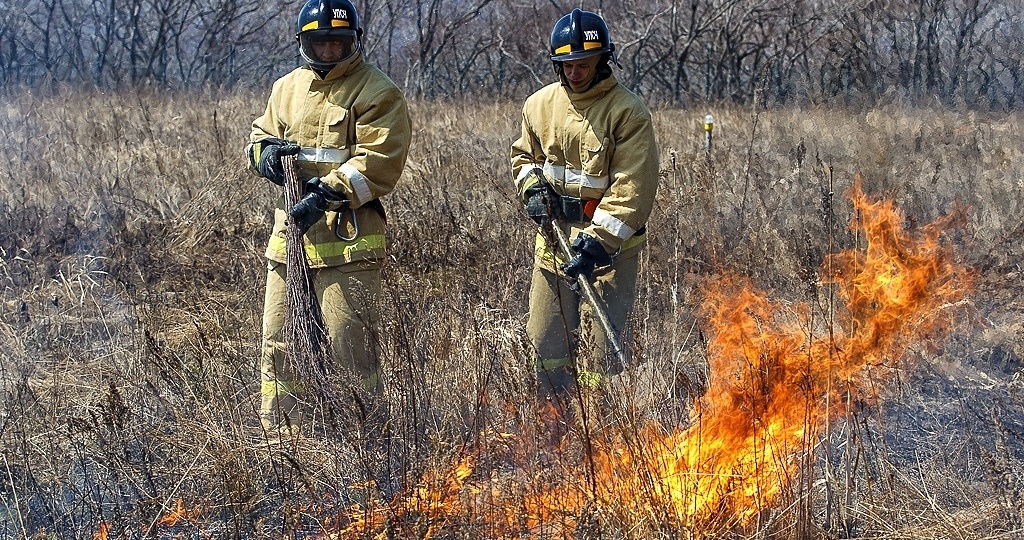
299, 29, 359, 68
551, 49, 603, 63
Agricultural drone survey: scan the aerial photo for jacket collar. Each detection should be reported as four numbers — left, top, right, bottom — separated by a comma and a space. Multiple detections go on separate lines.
311, 53, 366, 82
562, 74, 617, 108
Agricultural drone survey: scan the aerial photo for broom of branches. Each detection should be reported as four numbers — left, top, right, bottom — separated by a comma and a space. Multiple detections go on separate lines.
281, 154, 339, 421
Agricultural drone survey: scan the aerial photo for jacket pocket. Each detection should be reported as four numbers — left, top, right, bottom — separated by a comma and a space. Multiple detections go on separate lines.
322, 103, 351, 155
581, 128, 610, 182
580, 127, 611, 198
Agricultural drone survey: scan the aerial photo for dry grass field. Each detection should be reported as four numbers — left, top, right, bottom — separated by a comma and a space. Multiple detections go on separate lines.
1, 87, 1022, 539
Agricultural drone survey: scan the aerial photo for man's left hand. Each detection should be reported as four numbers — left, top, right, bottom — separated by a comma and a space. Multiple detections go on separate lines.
288, 177, 348, 233
289, 192, 329, 233
560, 232, 612, 279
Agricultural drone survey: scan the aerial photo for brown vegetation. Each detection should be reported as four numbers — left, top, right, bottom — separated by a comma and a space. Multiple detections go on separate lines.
0, 88, 1022, 538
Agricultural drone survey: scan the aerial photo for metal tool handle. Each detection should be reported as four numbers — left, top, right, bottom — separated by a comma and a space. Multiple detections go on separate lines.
548, 222, 627, 368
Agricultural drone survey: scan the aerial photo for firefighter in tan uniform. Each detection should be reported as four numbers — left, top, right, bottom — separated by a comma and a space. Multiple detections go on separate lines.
510, 9, 659, 419
246, 0, 411, 438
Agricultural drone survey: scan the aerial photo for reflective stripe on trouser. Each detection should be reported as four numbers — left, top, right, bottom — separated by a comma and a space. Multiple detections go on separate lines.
526, 249, 639, 391
260, 259, 383, 431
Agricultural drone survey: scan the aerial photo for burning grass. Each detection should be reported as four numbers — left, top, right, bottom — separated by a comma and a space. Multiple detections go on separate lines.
321, 179, 972, 539
0, 90, 1021, 539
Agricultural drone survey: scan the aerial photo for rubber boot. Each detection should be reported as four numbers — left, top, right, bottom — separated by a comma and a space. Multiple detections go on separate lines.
259, 393, 304, 449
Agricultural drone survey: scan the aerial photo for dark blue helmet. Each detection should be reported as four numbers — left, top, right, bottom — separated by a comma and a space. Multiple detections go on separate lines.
549, 9, 614, 63
296, 0, 362, 71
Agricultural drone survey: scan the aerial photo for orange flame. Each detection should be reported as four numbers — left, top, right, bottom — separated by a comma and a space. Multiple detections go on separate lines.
92, 521, 109, 540
158, 497, 194, 526
582, 177, 970, 531
333, 178, 970, 537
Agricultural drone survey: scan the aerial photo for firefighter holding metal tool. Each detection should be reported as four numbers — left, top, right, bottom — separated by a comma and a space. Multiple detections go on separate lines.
510, 9, 659, 422
246, 0, 411, 438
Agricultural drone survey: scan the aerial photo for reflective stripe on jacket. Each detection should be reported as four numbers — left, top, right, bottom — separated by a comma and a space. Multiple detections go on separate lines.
510, 74, 659, 268
248, 55, 412, 268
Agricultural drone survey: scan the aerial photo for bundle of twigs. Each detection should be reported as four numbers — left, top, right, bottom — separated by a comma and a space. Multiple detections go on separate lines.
281, 155, 336, 416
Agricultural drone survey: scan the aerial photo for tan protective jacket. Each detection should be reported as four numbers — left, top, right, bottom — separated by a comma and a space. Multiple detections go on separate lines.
510, 74, 659, 271
248, 55, 411, 268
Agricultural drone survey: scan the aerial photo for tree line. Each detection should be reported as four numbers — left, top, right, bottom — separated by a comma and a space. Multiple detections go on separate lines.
2, 0, 1022, 108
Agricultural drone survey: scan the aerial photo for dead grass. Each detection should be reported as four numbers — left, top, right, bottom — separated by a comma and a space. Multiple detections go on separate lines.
0, 88, 1021, 538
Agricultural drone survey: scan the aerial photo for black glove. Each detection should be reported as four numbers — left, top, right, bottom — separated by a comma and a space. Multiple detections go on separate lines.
525, 185, 560, 225
255, 138, 300, 186
288, 177, 347, 233
560, 232, 612, 280
520, 168, 559, 225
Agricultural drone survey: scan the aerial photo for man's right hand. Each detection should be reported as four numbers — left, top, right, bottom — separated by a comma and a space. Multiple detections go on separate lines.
255, 138, 300, 186
519, 167, 559, 225
525, 187, 556, 225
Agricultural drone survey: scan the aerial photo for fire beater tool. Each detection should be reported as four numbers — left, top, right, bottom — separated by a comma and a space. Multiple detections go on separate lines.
547, 220, 628, 368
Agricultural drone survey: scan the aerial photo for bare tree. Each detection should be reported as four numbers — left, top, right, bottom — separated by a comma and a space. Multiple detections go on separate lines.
361, 0, 409, 78
0, 3, 26, 88
985, 2, 1024, 108
405, 0, 496, 98
2, 0, 1024, 109
943, 0, 992, 105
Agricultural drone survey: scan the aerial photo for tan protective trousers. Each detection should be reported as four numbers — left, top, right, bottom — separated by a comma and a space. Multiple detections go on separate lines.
259, 259, 382, 432
527, 249, 639, 397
